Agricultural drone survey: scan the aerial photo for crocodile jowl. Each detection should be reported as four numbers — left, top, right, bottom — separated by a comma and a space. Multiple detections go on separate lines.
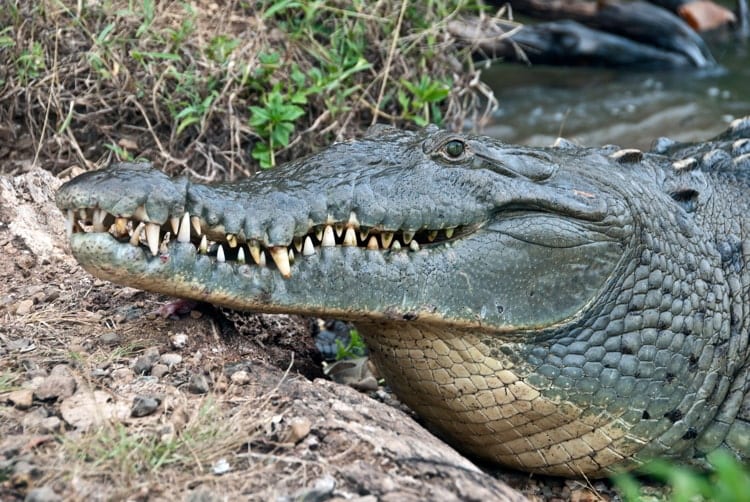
56, 119, 750, 477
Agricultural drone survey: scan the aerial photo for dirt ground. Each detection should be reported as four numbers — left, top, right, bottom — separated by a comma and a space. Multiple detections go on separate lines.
0, 172, 623, 500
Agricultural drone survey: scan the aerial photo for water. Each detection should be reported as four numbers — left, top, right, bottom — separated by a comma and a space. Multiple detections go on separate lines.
481, 36, 750, 150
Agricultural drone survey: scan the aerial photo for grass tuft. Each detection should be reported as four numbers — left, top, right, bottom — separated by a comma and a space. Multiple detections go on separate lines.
0, 0, 496, 177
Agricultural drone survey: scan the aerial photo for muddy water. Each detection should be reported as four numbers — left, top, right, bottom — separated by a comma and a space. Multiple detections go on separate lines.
481, 37, 749, 149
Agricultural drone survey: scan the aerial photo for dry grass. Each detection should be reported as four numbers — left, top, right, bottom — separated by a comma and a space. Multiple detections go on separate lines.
0, 0, 497, 179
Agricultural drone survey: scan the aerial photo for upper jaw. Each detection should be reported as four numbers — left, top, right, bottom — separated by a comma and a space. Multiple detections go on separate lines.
56, 162, 481, 279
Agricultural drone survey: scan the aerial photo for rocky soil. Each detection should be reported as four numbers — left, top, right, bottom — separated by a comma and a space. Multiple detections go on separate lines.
0, 169, 619, 500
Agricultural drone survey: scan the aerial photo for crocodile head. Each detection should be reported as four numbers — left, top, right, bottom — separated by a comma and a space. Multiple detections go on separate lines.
56, 122, 749, 476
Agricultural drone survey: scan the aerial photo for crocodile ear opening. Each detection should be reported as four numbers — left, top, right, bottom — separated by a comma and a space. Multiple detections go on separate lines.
669, 188, 700, 213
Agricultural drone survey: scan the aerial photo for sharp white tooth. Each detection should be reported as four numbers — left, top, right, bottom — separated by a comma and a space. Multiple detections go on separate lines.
293, 236, 303, 253
237, 247, 246, 263
409, 240, 420, 251
199, 235, 208, 254
145, 223, 160, 256
65, 210, 75, 237
359, 228, 369, 241
159, 232, 170, 255
348, 211, 359, 227
190, 216, 202, 236
133, 205, 148, 222
170, 216, 179, 234
402, 231, 414, 245
270, 247, 291, 277
322, 225, 336, 247
288, 248, 295, 263
381, 232, 393, 248
227, 234, 238, 248
302, 236, 315, 256
114, 217, 128, 237
334, 223, 344, 238
217, 244, 226, 263
249, 240, 261, 264
259, 251, 267, 267
78, 208, 89, 222
366, 236, 379, 250
130, 222, 145, 246
177, 213, 191, 243
427, 230, 438, 242
343, 227, 357, 246
445, 228, 454, 239
391, 240, 401, 250
92, 209, 107, 232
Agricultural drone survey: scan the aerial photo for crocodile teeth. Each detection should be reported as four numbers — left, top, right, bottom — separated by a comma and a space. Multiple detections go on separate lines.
145, 223, 160, 256
343, 227, 357, 246
409, 240, 420, 251
114, 217, 128, 237
348, 211, 359, 227
170, 216, 180, 234
93, 209, 107, 232
334, 223, 344, 238
133, 205, 149, 222
226, 234, 238, 248
237, 247, 246, 263
177, 212, 191, 243
444, 228, 454, 239
259, 251, 267, 267
293, 236, 303, 253
402, 231, 414, 245
322, 226, 336, 247
130, 222, 145, 246
288, 248, 295, 264
427, 230, 438, 242
270, 247, 291, 277
359, 228, 369, 241
190, 216, 202, 236
199, 235, 208, 254
217, 245, 226, 263
249, 240, 261, 264
367, 236, 379, 250
159, 233, 170, 255
302, 236, 315, 256
65, 210, 75, 237
381, 232, 394, 248
391, 240, 401, 250
314, 227, 323, 242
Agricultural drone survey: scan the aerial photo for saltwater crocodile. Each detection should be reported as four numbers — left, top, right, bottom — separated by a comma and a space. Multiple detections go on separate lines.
56, 118, 750, 477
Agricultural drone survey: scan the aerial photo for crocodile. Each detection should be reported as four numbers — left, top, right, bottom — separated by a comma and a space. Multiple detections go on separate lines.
56, 118, 750, 477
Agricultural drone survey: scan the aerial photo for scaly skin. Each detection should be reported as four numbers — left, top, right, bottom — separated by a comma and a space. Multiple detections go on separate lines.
56, 120, 750, 477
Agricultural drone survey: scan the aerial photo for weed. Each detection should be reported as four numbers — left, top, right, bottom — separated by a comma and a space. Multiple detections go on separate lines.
612, 451, 750, 502
0, 372, 19, 393
335, 329, 367, 361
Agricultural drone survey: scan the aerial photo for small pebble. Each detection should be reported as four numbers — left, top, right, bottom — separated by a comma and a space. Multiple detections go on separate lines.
7, 389, 34, 410
230, 370, 251, 385
24, 485, 62, 502
188, 373, 210, 394
171, 333, 188, 349
287, 417, 312, 443
131, 395, 160, 417
100, 332, 121, 345
14, 299, 34, 315
34, 365, 77, 400
133, 347, 160, 375
151, 364, 169, 379
160, 353, 182, 366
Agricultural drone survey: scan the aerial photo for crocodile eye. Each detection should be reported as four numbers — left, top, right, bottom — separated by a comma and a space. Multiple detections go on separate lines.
444, 140, 465, 158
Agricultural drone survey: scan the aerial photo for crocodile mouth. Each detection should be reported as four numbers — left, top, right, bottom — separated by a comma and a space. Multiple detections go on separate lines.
64, 206, 473, 278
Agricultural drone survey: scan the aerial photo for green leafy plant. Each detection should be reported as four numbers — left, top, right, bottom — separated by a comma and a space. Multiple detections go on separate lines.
335, 329, 367, 361
612, 451, 750, 502
17, 41, 45, 84
398, 75, 452, 126
249, 89, 306, 168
